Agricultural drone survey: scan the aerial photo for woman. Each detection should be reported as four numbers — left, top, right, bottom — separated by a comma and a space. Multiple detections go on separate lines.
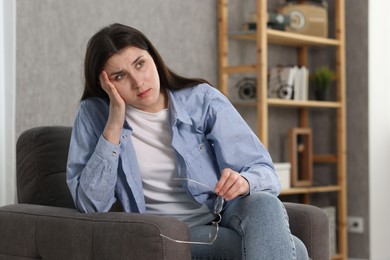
67, 23, 308, 259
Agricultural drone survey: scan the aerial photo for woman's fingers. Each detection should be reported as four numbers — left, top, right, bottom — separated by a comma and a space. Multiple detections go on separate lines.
99, 71, 125, 107
215, 168, 249, 201
100, 70, 125, 144
99, 71, 115, 94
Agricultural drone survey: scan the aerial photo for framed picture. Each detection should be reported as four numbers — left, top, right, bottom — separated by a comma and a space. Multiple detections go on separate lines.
288, 128, 313, 187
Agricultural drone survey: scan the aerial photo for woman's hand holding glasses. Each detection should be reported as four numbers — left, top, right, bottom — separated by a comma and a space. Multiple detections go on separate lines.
160, 169, 249, 245
214, 168, 250, 201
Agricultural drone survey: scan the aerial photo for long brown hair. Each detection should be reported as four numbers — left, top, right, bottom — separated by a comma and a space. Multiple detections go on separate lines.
81, 23, 209, 100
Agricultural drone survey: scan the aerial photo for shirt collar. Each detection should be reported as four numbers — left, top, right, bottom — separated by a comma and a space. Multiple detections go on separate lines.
166, 89, 193, 126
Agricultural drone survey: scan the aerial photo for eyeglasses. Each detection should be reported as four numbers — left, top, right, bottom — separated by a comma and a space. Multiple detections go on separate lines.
159, 178, 224, 245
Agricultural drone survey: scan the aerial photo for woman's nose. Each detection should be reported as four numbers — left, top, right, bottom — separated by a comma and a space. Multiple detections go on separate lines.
131, 74, 144, 89
129, 73, 144, 88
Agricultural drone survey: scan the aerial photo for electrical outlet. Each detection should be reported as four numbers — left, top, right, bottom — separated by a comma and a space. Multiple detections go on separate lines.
347, 216, 364, 233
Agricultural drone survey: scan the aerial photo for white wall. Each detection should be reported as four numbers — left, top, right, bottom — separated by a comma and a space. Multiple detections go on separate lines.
369, 0, 390, 259
0, 0, 16, 206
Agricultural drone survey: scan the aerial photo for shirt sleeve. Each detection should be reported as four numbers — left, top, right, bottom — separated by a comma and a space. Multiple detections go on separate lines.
66, 101, 120, 212
205, 92, 281, 196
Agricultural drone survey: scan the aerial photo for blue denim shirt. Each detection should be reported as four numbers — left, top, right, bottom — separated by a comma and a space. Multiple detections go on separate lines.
66, 83, 280, 213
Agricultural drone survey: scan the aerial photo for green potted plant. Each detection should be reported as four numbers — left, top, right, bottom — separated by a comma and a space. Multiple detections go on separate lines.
311, 66, 335, 101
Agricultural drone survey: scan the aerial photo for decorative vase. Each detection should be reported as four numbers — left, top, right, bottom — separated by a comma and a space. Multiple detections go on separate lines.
314, 88, 328, 101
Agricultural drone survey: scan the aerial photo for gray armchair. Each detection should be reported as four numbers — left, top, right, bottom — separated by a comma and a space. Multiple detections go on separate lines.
0, 126, 329, 260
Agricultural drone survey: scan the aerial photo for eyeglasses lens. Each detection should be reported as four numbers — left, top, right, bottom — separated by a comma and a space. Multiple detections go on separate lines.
208, 221, 219, 244
214, 195, 224, 214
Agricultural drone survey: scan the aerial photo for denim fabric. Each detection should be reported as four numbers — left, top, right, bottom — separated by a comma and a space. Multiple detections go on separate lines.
190, 192, 309, 260
67, 84, 280, 213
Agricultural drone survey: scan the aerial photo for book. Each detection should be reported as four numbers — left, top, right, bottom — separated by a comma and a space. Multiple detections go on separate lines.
294, 66, 309, 101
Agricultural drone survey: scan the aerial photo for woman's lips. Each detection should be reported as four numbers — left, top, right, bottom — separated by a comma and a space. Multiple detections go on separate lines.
137, 88, 151, 98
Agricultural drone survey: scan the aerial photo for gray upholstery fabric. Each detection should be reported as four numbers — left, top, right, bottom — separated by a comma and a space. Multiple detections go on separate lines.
0, 126, 329, 260
17, 126, 74, 208
285, 202, 330, 260
0, 204, 190, 260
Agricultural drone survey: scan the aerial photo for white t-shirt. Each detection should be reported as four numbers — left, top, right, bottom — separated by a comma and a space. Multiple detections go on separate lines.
125, 105, 214, 227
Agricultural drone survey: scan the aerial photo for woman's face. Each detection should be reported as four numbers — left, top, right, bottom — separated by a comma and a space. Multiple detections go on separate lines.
103, 46, 166, 112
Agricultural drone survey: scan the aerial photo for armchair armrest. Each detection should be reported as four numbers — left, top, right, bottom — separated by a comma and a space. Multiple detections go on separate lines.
284, 202, 330, 260
0, 204, 190, 260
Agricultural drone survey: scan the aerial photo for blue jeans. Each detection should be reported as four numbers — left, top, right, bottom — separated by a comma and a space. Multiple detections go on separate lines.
190, 192, 309, 260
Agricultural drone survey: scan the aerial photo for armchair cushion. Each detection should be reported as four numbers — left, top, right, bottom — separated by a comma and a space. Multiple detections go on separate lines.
17, 126, 74, 208
285, 202, 330, 260
0, 204, 190, 260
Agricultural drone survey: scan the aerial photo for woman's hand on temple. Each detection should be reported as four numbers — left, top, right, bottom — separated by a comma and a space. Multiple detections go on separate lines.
100, 70, 126, 145
100, 71, 126, 108
214, 168, 250, 201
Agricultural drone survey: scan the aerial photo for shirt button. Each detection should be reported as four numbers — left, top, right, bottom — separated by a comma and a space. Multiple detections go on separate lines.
199, 143, 205, 152
112, 151, 117, 156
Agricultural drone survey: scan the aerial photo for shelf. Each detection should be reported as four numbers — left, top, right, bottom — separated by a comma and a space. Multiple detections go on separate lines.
313, 154, 338, 163
331, 254, 342, 260
280, 185, 341, 195
232, 99, 341, 108
268, 98, 341, 108
229, 29, 341, 47
268, 29, 340, 46
223, 64, 256, 74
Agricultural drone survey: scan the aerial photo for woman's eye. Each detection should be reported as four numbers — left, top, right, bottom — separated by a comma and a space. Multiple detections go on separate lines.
114, 74, 124, 81
135, 60, 145, 69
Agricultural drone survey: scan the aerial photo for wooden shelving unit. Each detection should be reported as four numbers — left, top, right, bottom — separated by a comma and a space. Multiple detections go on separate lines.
218, 0, 347, 259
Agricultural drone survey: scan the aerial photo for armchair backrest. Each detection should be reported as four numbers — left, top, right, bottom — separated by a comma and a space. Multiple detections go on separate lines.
17, 126, 75, 209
